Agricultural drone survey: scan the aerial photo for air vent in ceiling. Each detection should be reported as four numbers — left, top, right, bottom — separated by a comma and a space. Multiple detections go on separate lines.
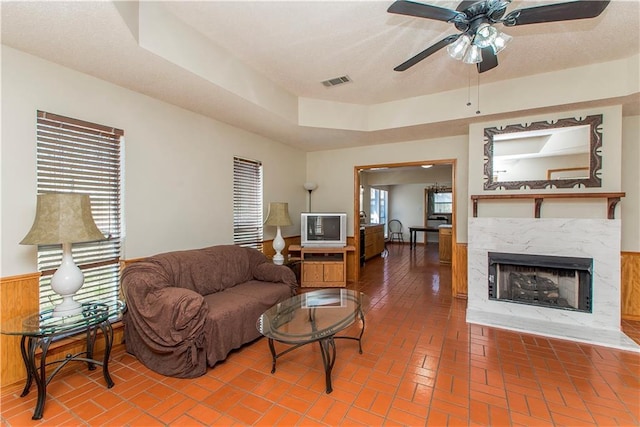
321, 75, 352, 87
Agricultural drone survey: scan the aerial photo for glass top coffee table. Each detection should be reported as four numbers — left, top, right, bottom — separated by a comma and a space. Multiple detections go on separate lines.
257, 289, 367, 393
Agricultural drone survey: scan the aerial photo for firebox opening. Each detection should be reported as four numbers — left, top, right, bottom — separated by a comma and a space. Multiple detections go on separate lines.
488, 252, 592, 313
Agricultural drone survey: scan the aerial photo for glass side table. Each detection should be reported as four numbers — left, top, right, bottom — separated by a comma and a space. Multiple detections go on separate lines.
0, 301, 125, 420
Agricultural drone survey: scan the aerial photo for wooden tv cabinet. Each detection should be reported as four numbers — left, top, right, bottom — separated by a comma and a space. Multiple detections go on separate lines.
289, 245, 354, 288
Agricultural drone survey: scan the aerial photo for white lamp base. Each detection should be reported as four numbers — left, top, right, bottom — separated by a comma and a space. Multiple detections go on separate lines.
50, 243, 84, 317
272, 226, 285, 265
53, 298, 83, 317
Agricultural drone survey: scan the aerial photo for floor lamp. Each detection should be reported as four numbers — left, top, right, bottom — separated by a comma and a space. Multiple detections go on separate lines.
264, 202, 292, 265
20, 193, 105, 316
304, 182, 317, 211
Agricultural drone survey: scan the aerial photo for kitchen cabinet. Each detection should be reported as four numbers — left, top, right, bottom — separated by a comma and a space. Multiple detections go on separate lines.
438, 225, 452, 264
363, 224, 385, 260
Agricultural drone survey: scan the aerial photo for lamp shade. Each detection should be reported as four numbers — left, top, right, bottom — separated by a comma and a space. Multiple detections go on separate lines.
474, 23, 498, 49
492, 31, 513, 54
463, 44, 483, 64
264, 202, 292, 227
303, 182, 317, 192
447, 34, 471, 61
20, 193, 105, 245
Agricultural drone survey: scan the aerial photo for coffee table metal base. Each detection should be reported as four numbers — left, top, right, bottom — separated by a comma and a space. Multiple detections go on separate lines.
267, 312, 365, 394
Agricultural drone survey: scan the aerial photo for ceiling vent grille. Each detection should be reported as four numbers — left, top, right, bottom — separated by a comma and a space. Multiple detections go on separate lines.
321, 75, 352, 87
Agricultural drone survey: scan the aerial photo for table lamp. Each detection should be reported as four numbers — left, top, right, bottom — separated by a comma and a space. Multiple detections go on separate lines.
264, 202, 292, 265
20, 193, 105, 316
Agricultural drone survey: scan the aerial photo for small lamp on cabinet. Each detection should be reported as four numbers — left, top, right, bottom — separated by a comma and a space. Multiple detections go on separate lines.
264, 202, 292, 265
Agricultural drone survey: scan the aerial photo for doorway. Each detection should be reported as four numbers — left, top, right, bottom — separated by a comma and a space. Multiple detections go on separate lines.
354, 160, 457, 280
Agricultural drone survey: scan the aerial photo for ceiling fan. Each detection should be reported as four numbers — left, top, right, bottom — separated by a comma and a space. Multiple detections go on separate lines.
388, 0, 610, 73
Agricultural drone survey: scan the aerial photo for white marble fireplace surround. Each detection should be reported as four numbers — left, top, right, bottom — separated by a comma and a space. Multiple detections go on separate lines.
467, 217, 639, 352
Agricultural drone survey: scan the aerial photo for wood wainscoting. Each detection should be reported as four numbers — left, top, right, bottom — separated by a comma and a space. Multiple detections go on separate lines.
1, 273, 40, 387
622, 251, 640, 321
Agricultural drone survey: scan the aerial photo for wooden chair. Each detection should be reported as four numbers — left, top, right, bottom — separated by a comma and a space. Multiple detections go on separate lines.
388, 219, 404, 243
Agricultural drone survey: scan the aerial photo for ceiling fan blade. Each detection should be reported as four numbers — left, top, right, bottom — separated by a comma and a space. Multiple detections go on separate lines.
503, 0, 610, 26
394, 34, 460, 71
387, 0, 465, 23
456, 1, 480, 12
477, 47, 498, 73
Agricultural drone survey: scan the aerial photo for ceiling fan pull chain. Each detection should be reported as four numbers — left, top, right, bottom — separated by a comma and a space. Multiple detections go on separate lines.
476, 74, 481, 115
466, 67, 472, 107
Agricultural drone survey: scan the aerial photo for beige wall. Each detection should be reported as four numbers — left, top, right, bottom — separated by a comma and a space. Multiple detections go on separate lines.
306, 135, 469, 240
1, 47, 306, 277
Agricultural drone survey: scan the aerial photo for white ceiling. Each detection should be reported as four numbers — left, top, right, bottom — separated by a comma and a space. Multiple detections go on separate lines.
2, 0, 639, 151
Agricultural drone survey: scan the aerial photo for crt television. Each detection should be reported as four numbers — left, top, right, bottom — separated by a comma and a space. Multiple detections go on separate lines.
301, 212, 347, 248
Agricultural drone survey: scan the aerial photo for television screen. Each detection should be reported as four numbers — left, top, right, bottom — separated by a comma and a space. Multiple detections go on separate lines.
307, 216, 341, 241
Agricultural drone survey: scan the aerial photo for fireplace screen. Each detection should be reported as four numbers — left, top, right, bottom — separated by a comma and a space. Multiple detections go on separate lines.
488, 252, 592, 312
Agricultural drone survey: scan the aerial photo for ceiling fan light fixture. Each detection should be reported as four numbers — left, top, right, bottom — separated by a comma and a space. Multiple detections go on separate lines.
446, 35, 471, 60
474, 23, 498, 49
463, 44, 483, 64
491, 31, 513, 54
388, 0, 611, 73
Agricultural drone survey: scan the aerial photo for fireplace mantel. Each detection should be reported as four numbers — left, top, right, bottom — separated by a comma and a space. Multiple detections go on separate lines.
470, 192, 625, 219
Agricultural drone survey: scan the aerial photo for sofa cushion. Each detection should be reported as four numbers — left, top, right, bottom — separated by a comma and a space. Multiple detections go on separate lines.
201, 280, 292, 364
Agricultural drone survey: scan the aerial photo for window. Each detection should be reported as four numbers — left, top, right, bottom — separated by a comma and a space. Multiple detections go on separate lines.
369, 188, 388, 232
432, 191, 453, 214
233, 157, 263, 250
36, 111, 122, 313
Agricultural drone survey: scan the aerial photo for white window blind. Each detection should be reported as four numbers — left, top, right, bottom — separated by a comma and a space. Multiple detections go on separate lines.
36, 111, 123, 313
233, 157, 263, 250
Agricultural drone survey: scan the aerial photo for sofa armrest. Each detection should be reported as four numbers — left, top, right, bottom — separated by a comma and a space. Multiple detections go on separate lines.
252, 262, 298, 292
122, 262, 208, 347
128, 287, 207, 346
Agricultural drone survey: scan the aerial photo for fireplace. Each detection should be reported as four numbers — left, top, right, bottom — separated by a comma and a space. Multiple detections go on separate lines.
488, 252, 592, 312
467, 217, 638, 352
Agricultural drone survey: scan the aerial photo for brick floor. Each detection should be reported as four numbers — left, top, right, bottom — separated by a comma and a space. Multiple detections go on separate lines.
2, 243, 639, 426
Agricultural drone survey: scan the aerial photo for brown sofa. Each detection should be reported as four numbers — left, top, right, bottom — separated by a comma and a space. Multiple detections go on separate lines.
121, 245, 297, 378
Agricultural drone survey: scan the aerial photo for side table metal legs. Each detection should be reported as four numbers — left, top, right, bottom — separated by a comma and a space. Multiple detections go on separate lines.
19, 320, 115, 420
96, 321, 115, 388
19, 335, 51, 420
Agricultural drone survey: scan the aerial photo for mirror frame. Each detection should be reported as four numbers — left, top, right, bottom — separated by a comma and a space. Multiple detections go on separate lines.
483, 114, 603, 190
